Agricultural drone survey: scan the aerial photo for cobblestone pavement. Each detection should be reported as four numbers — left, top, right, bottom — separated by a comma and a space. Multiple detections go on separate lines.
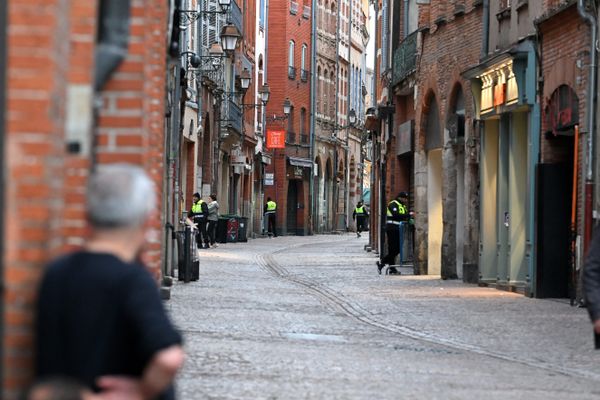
168, 234, 600, 399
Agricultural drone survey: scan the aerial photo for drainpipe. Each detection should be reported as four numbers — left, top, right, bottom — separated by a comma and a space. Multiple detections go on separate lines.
0, 0, 6, 387
403, 0, 409, 38
481, 0, 489, 59
309, 0, 317, 234
578, 0, 597, 250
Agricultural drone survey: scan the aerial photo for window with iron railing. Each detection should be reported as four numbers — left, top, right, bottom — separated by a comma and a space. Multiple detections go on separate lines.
287, 131, 296, 143
300, 69, 309, 82
300, 134, 308, 144
290, 1, 299, 15
288, 66, 296, 79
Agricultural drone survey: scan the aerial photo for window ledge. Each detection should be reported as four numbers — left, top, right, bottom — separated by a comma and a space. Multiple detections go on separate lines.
516, 0, 528, 12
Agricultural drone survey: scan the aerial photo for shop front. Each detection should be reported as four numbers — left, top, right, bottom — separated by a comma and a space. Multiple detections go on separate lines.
465, 42, 540, 296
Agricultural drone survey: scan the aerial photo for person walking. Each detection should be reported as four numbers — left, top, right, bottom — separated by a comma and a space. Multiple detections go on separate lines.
35, 164, 184, 400
207, 194, 219, 248
352, 201, 368, 238
188, 192, 210, 249
377, 191, 410, 275
264, 197, 277, 237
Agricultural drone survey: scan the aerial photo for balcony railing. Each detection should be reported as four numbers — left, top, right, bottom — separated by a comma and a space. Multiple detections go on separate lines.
288, 66, 296, 80
392, 30, 418, 87
302, 5, 310, 18
300, 133, 308, 144
290, 1, 299, 15
287, 131, 296, 143
300, 69, 309, 82
221, 99, 242, 134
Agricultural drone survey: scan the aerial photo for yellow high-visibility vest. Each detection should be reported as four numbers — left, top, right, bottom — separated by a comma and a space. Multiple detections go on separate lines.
266, 201, 277, 211
192, 200, 204, 214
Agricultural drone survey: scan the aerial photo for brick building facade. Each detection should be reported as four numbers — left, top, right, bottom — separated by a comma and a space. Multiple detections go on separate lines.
2, 1, 169, 397
264, 0, 312, 235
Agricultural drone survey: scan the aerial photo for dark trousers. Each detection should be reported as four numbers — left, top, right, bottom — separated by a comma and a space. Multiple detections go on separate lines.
382, 224, 400, 266
207, 220, 217, 245
266, 213, 277, 236
356, 216, 366, 233
195, 218, 209, 247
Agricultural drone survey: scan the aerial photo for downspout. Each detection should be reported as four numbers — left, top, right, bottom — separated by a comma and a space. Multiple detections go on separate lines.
0, 0, 6, 387
261, 0, 270, 234
403, 0, 408, 37
578, 0, 597, 250
370, 0, 379, 251
481, 0, 489, 59
309, 0, 317, 234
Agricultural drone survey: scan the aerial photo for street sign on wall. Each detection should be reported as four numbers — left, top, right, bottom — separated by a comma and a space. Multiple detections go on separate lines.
267, 130, 285, 149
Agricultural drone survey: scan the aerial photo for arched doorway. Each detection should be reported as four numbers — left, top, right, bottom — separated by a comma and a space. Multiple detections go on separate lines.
287, 180, 299, 235
425, 94, 442, 275
536, 84, 578, 298
325, 158, 334, 231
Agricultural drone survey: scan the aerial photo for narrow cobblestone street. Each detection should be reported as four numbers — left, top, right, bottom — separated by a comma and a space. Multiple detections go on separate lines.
168, 235, 600, 399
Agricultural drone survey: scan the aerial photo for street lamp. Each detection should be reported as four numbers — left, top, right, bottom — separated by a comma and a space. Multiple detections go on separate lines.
220, 24, 241, 53
259, 83, 270, 104
218, 0, 232, 11
239, 68, 251, 91
283, 98, 292, 116
348, 109, 357, 126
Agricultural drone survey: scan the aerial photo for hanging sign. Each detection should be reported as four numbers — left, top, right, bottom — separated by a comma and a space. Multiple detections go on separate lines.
267, 130, 286, 149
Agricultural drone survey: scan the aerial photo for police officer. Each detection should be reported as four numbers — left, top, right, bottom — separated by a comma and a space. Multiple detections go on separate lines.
264, 197, 277, 237
353, 201, 368, 238
377, 191, 410, 275
188, 192, 209, 249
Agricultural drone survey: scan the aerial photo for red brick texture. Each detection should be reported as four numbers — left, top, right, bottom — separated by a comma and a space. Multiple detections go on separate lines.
3, 1, 169, 397
265, 0, 312, 233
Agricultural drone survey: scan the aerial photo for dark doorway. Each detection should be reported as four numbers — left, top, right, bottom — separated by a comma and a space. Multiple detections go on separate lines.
287, 180, 299, 235
536, 159, 573, 298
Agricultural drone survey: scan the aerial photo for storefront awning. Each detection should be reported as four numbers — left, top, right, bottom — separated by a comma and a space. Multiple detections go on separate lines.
288, 157, 313, 168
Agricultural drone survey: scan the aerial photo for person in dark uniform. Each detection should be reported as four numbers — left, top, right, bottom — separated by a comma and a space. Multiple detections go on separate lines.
377, 191, 410, 275
188, 192, 209, 249
353, 201, 368, 238
264, 197, 277, 237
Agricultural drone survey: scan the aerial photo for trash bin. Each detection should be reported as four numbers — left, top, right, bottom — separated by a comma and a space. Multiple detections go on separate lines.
216, 217, 229, 243
237, 217, 248, 242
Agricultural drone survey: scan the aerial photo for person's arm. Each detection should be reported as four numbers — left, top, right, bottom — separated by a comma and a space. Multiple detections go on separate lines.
97, 346, 184, 400
584, 229, 600, 332
98, 268, 184, 399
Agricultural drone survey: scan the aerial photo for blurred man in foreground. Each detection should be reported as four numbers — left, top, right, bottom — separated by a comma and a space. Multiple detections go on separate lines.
35, 164, 184, 400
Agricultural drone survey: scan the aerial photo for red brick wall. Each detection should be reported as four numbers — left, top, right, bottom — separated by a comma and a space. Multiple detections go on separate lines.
415, 2, 482, 151
538, 5, 589, 164
4, 0, 71, 395
265, 0, 312, 231
3, 1, 169, 397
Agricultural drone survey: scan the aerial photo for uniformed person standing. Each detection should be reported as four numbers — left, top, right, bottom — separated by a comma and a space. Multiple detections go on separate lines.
377, 192, 410, 275
352, 201, 368, 238
264, 197, 277, 237
188, 192, 209, 249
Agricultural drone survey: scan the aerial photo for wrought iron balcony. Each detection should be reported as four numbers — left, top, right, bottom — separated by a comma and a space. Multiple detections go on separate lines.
288, 66, 296, 80
221, 99, 242, 134
392, 30, 418, 87
286, 131, 296, 143
300, 69, 309, 82
300, 133, 308, 144
230, 0, 243, 33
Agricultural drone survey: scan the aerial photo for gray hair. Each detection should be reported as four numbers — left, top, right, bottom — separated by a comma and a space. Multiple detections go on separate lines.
86, 164, 156, 228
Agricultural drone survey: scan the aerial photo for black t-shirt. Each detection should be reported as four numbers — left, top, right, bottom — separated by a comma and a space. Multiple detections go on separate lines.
35, 251, 182, 399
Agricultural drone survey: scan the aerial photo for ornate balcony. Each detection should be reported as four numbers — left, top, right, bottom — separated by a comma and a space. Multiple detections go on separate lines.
392, 30, 418, 87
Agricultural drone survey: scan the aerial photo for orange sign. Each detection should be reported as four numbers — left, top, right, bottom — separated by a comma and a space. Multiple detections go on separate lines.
494, 83, 506, 107
267, 130, 285, 149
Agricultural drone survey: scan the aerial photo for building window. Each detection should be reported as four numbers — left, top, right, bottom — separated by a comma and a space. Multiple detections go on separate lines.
301, 44, 308, 81
288, 40, 296, 79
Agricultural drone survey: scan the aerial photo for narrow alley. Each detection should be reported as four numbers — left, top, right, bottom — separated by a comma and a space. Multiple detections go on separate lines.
169, 236, 600, 399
